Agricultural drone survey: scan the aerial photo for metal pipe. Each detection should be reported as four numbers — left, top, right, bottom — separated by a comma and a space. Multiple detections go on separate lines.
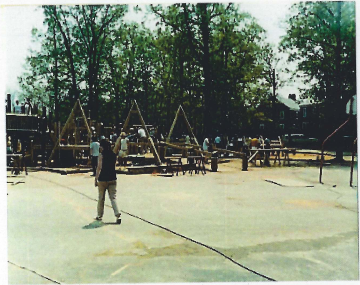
350, 138, 357, 187
319, 97, 354, 183
319, 117, 351, 183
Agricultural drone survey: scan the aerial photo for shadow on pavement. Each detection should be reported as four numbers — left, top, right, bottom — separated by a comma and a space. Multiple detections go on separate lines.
82, 220, 120, 229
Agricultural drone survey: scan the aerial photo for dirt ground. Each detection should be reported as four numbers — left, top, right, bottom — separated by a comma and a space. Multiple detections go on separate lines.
6, 159, 359, 283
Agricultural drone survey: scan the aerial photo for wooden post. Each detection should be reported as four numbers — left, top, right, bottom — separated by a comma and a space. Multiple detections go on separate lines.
117, 100, 162, 165
41, 107, 47, 166
30, 140, 34, 166
167, 105, 200, 147
77, 99, 92, 144
350, 138, 357, 187
167, 106, 181, 143
180, 105, 200, 146
48, 110, 53, 133
47, 101, 78, 166
133, 100, 161, 165
122, 101, 135, 133
7, 93, 11, 113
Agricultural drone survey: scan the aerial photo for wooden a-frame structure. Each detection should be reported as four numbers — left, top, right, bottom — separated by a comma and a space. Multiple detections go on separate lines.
47, 99, 92, 166
121, 100, 161, 165
166, 105, 200, 146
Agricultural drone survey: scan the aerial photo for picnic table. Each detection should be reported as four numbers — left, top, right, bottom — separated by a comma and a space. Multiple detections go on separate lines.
125, 155, 146, 166
187, 155, 206, 175
165, 155, 185, 176
248, 148, 292, 166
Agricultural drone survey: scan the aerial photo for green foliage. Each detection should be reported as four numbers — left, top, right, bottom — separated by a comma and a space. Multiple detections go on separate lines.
19, 3, 274, 136
280, 1, 356, 121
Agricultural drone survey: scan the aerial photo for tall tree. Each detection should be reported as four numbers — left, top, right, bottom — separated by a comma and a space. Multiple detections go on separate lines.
151, 3, 271, 136
280, 2, 356, 125
71, 5, 128, 119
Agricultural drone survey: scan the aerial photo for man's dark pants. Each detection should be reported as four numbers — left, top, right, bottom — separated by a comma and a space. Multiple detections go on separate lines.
91, 156, 98, 175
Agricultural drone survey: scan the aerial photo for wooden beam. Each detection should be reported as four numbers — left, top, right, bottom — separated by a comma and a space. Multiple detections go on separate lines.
58, 145, 90, 150
166, 105, 181, 143
77, 99, 92, 143
47, 100, 79, 166
179, 105, 199, 146
114, 101, 134, 154
133, 100, 162, 165
122, 101, 135, 133
212, 146, 243, 157
165, 142, 192, 151
248, 151, 259, 162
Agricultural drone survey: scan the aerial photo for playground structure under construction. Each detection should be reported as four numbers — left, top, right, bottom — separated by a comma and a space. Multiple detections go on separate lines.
5, 94, 359, 283
6, 94, 358, 184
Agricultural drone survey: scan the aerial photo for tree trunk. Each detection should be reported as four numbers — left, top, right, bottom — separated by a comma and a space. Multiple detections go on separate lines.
199, 3, 211, 135
52, 7, 79, 105
53, 26, 59, 124
334, 2, 343, 161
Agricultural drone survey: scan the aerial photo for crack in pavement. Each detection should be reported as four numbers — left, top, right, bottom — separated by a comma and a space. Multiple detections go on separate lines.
30, 174, 276, 281
8, 261, 61, 284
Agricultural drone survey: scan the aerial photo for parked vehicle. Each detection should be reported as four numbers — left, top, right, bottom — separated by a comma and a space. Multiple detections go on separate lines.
283, 134, 319, 148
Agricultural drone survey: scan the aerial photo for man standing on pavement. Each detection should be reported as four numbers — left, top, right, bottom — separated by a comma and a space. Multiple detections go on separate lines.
95, 140, 121, 224
90, 136, 100, 176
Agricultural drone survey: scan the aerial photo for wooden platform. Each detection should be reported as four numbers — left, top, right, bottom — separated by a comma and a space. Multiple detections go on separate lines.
119, 157, 210, 175
32, 166, 92, 175
122, 164, 166, 175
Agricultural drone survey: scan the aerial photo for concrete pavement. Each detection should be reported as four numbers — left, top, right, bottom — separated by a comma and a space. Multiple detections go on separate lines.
7, 160, 359, 283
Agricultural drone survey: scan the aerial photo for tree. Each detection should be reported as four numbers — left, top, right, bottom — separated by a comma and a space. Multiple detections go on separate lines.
280, 2, 356, 126
70, 5, 128, 119
151, 3, 271, 136
18, 3, 275, 138
20, 5, 128, 122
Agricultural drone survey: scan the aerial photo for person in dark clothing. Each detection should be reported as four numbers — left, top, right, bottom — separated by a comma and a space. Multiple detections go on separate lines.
95, 140, 121, 224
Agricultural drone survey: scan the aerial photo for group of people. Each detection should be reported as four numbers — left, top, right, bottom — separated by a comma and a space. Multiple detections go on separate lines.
202, 134, 230, 152
201, 134, 271, 153
89, 127, 273, 224
12, 99, 35, 115
89, 132, 129, 175
6, 136, 23, 155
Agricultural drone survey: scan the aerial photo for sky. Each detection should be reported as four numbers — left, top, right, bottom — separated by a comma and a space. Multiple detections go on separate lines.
0, 0, 295, 101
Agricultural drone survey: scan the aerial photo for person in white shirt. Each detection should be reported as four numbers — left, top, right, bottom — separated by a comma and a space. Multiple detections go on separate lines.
137, 127, 147, 154
24, 98, 32, 115
138, 127, 146, 138
185, 135, 191, 145
118, 132, 129, 166
13, 100, 21, 114
214, 135, 221, 148
203, 137, 210, 152
90, 137, 100, 176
